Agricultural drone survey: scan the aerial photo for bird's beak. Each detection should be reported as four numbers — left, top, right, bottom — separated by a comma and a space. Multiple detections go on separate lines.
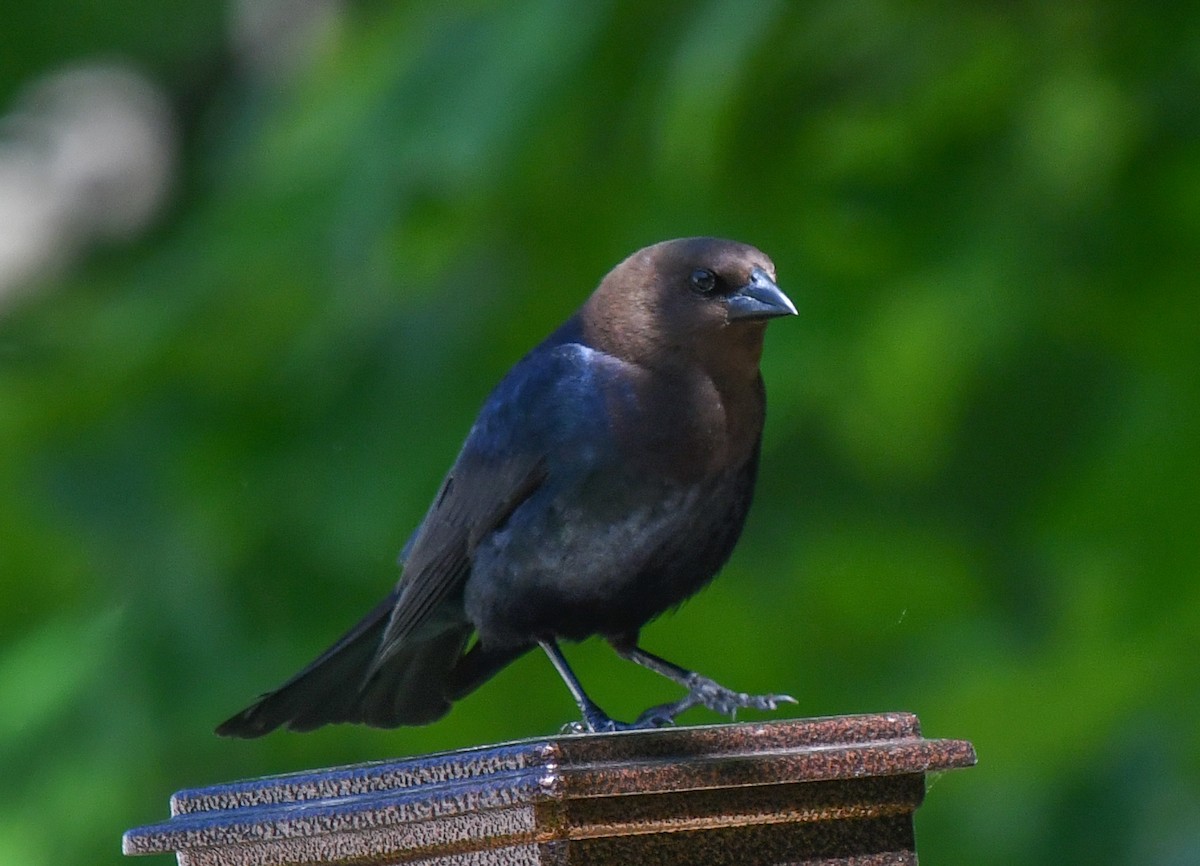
726, 267, 797, 321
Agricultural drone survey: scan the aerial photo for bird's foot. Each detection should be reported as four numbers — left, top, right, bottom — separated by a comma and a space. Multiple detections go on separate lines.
682, 673, 797, 720
560, 702, 680, 734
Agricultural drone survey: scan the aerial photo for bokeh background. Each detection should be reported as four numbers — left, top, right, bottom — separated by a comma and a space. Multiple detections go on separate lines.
2, 2, 1197, 864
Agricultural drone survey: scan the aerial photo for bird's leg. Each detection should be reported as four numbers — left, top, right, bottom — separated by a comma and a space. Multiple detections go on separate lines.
539, 639, 672, 733
611, 641, 797, 721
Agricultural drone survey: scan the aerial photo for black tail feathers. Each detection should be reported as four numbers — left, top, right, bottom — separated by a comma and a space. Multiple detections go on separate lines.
215, 594, 473, 737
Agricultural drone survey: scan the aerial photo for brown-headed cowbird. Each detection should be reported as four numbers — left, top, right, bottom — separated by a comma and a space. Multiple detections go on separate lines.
217, 237, 796, 737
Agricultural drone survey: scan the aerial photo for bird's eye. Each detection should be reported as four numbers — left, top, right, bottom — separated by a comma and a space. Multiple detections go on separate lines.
689, 268, 717, 294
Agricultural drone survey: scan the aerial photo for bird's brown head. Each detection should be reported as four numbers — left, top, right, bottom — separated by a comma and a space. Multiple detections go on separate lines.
582, 237, 796, 376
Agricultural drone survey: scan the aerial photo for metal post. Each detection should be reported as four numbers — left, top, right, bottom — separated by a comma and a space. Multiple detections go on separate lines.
123, 713, 975, 865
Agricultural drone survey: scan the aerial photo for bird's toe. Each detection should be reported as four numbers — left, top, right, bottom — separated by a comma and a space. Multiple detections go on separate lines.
632, 700, 688, 728
684, 674, 796, 719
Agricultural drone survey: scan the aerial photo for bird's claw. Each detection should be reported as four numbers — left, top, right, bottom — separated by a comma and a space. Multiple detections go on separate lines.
683, 673, 796, 719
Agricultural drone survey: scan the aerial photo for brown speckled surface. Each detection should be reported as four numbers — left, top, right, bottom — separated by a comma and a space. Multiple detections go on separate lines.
124, 713, 975, 866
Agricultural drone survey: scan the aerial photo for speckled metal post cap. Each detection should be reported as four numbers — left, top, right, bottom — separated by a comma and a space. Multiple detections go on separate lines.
123, 712, 975, 866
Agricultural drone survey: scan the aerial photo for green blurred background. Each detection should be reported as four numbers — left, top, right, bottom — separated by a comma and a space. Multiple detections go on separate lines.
1, 2, 1197, 863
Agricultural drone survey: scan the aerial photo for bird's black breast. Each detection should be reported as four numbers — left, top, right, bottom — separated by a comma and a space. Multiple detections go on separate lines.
453, 325, 767, 649
462, 442, 759, 647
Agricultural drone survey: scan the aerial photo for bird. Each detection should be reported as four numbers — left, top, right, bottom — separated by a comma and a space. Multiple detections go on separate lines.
216, 237, 797, 737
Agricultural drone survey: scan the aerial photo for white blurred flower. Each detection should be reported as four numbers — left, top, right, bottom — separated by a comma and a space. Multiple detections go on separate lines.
0, 62, 176, 306
0, 145, 60, 292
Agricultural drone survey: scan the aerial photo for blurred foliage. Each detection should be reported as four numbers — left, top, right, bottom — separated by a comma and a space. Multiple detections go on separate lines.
2, 2, 1199, 864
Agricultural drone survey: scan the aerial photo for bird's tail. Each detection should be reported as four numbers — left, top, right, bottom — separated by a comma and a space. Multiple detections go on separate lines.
215, 593, 472, 737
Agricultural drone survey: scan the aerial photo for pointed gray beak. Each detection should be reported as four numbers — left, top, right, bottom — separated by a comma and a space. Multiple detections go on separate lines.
726, 267, 797, 321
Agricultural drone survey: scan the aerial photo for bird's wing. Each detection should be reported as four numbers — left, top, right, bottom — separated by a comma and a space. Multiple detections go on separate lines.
371, 449, 547, 671
370, 342, 605, 674
369, 337, 609, 673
